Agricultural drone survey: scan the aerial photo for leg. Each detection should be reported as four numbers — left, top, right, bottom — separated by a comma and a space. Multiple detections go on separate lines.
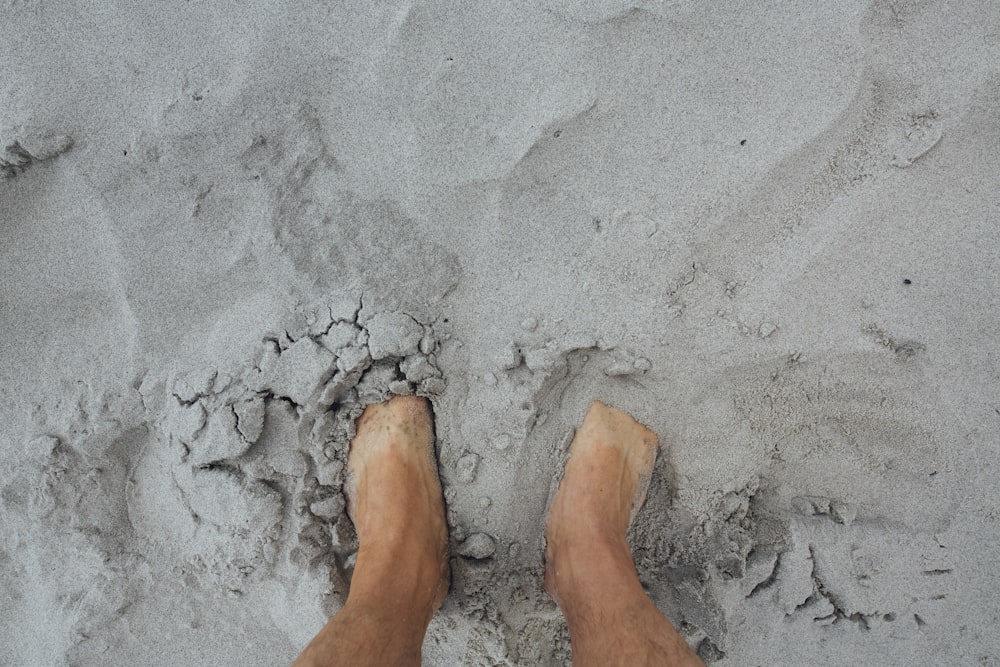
293, 396, 449, 667
544, 402, 705, 667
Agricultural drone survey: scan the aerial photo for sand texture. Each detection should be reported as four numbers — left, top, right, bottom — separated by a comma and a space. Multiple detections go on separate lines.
2, 2, 999, 665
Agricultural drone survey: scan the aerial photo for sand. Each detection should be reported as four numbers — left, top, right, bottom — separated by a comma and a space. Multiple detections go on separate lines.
2, 1, 999, 664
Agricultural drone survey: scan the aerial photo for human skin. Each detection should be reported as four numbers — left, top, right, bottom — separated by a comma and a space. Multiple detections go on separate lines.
544, 401, 705, 666
292, 397, 704, 667
292, 396, 448, 667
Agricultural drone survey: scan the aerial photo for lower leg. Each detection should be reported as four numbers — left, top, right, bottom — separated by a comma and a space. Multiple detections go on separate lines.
545, 402, 704, 667
293, 396, 449, 667
292, 602, 425, 667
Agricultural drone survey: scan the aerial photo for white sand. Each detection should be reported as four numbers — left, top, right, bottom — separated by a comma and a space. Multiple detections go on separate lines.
2, 2, 999, 664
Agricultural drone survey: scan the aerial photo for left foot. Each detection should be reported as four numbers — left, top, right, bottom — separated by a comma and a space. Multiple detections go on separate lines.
345, 396, 450, 611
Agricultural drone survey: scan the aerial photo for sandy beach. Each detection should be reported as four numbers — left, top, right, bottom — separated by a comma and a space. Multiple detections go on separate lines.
2, 1, 998, 664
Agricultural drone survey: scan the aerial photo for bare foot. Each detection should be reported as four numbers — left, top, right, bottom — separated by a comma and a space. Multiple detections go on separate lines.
544, 401, 658, 604
345, 395, 450, 611
293, 396, 449, 667
542, 403, 704, 666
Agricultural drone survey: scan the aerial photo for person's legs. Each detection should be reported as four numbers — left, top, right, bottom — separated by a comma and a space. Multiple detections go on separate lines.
293, 396, 449, 667
545, 401, 705, 667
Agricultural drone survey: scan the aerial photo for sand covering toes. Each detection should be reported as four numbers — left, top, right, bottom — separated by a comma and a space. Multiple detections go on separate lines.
343, 398, 443, 529
544, 406, 660, 537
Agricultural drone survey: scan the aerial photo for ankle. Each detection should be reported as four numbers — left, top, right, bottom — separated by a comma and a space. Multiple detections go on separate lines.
350, 542, 448, 606
545, 531, 638, 606
355, 508, 447, 553
325, 599, 427, 664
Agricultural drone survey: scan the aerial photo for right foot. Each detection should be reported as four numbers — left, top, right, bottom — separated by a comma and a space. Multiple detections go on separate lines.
544, 401, 658, 604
